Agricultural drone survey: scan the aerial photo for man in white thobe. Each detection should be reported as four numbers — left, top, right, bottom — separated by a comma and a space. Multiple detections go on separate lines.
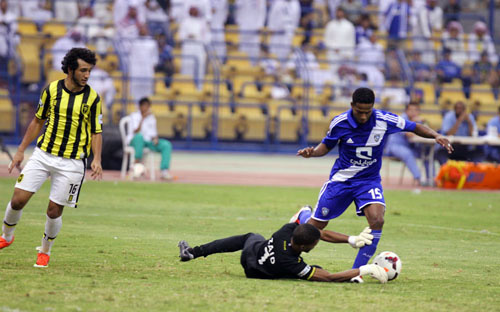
235, 0, 267, 64
210, 0, 228, 61
128, 26, 159, 102
324, 7, 355, 79
88, 66, 116, 122
267, 0, 301, 63
468, 21, 498, 64
51, 30, 86, 71
179, 6, 211, 88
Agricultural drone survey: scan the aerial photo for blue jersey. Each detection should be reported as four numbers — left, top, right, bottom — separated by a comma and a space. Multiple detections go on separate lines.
321, 109, 416, 183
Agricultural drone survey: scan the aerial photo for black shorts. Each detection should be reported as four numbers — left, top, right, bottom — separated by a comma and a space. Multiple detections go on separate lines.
239, 233, 269, 279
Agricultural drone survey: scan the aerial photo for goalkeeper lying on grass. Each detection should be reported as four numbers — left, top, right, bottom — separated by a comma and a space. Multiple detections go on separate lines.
178, 222, 387, 283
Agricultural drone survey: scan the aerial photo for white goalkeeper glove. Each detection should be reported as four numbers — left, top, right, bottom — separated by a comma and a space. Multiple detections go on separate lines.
359, 264, 388, 284
348, 227, 373, 248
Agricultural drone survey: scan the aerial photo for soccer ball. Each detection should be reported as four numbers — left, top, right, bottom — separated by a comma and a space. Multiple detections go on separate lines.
373, 251, 402, 281
132, 163, 145, 178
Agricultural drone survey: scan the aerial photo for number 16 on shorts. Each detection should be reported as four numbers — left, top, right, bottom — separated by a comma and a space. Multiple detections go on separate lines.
68, 183, 79, 202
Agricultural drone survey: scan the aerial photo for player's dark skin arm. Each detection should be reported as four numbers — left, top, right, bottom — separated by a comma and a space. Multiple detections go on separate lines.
309, 267, 361, 282
90, 133, 103, 180
8, 117, 45, 173
296, 142, 330, 158
413, 123, 454, 153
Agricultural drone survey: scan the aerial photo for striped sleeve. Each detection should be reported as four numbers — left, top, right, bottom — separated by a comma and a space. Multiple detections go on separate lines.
321, 113, 347, 149
90, 94, 103, 134
35, 86, 51, 120
376, 111, 416, 134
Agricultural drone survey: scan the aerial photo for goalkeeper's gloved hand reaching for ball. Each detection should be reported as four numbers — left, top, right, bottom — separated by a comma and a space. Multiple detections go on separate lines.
348, 227, 373, 248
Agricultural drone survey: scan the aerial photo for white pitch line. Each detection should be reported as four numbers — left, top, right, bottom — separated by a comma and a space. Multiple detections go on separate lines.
403, 223, 500, 236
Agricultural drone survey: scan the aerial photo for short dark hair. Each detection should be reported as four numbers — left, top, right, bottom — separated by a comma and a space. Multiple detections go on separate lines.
352, 87, 375, 105
292, 224, 320, 246
139, 97, 151, 106
405, 101, 420, 110
61, 48, 97, 74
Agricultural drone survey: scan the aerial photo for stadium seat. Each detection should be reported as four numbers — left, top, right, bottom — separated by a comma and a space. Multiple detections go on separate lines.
169, 74, 203, 101
0, 90, 14, 132
118, 116, 156, 181
414, 82, 436, 105
470, 84, 495, 105
17, 19, 38, 36
223, 51, 264, 78
225, 25, 239, 50
47, 69, 65, 82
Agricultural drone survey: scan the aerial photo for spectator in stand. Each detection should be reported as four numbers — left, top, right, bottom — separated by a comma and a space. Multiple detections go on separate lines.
87, 65, 116, 123
356, 32, 385, 73
436, 101, 483, 164
385, 102, 429, 185
128, 25, 159, 102
485, 107, 500, 162
210, 0, 229, 62
299, 0, 315, 44
441, 21, 467, 66
427, 0, 443, 31
355, 13, 375, 45
468, 21, 498, 65
472, 51, 494, 84
20, 0, 52, 25
0, 0, 17, 83
235, 0, 267, 65
436, 47, 461, 84
179, 5, 211, 88
384, 0, 410, 49
53, 0, 80, 23
75, 6, 115, 56
155, 33, 175, 87
340, 0, 363, 24
145, 0, 169, 37
324, 7, 355, 79
51, 30, 86, 71
443, 0, 461, 26
267, 0, 301, 63
411, 0, 434, 64
408, 50, 432, 82
326, 0, 342, 20
114, 0, 146, 30
114, 0, 147, 73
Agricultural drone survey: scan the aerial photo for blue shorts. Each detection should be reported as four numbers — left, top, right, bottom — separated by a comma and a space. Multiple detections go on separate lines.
312, 180, 386, 222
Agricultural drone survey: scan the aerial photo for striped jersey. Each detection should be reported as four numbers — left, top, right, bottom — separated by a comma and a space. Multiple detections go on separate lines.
35, 79, 103, 160
322, 109, 416, 182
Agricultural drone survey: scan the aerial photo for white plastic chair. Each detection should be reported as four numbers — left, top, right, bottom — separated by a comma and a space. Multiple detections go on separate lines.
119, 116, 156, 181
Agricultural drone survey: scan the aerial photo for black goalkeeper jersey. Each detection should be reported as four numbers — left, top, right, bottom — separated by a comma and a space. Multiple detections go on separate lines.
243, 223, 315, 280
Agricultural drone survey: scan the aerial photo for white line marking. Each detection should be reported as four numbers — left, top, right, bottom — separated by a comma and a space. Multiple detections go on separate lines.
403, 223, 499, 236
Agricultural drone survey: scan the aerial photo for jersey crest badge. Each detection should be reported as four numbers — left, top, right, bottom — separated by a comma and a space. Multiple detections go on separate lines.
321, 207, 329, 217
374, 134, 381, 142
81, 104, 89, 114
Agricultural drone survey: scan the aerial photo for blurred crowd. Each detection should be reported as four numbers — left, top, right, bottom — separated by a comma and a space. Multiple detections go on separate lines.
1, 0, 500, 177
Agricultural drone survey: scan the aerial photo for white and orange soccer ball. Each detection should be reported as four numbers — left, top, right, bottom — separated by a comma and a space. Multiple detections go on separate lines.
373, 251, 402, 281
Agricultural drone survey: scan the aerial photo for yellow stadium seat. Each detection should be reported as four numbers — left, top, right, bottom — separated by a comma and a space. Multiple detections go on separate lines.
470, 84, 495, 105
225, 25, 239, 49
18, 43, 41, 83
0, 91, 14, 132
414, 82, 436, 105
223, 51, 264, 78
47, 70, 66, 82
169, 74, 202, 101
42, 21, 67, 38
17, 19, 38, 36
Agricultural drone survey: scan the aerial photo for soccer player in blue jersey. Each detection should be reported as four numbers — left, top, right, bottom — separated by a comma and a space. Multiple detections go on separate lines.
291, 87, 453, 283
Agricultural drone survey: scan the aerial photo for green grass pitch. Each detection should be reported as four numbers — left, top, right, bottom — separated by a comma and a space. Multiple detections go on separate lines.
1, 178, 499, 311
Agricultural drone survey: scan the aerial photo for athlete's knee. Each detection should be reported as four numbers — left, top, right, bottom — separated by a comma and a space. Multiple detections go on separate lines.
47, 202, 64, 218
368, 215, 384, 230
10, 190, 32, 210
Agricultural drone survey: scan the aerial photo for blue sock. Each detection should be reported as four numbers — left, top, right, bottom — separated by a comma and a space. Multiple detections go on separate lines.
352, 230, 382, 269
298, 210, 312, 224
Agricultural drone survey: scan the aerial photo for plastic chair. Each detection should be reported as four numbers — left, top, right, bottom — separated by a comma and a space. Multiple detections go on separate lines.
119, 116, 156, 181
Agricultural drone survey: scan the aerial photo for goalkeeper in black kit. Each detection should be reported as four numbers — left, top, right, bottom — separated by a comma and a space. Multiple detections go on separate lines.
178, 223, 388, 283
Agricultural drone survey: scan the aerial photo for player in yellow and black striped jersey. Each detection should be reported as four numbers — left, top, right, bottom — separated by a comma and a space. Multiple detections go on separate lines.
0, 48, 103, 268
35, 77, 102, 159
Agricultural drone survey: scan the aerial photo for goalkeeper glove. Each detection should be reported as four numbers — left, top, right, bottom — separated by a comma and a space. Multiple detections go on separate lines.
348, 227, 373, 248
359, 264, 388, 284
